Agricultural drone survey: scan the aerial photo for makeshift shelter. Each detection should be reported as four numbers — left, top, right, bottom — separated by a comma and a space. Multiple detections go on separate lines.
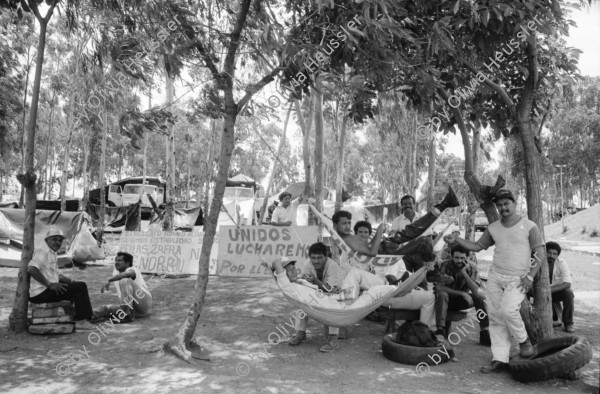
0, 208, 103, 268
226, 174, 258, 191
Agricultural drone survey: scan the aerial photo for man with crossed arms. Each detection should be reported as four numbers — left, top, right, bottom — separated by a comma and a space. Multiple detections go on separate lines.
445, 190, 545, 374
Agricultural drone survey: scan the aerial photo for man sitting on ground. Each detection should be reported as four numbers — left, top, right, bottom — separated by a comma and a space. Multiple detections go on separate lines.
94, 252, 152, 322
545, 241, 575, 333
435, 245, 490, 345
28, 228, 96, 330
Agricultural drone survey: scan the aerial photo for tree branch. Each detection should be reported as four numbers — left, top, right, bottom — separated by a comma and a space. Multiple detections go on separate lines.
518, 33, 539, 123
461, 60, 516, 118
223, 0, 252, 76
236, 66, 282, 113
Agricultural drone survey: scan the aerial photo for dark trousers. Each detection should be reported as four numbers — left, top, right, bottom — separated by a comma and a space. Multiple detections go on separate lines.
435, 290, 489, 329
552, 288, 574, 325
30, 281, 93, 321
389, 211, 438, 245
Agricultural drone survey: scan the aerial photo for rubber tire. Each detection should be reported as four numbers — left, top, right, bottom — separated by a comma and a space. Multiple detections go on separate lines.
381, 333, 454, 365
509, 335, 593, 382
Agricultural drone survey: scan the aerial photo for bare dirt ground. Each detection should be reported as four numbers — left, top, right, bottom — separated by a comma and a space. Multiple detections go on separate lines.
0, 245, 598, 393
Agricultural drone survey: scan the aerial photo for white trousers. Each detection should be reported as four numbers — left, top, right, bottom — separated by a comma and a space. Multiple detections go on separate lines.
117, 278, 152, 315
486, 269, 527, 363
381, 288, 436, 329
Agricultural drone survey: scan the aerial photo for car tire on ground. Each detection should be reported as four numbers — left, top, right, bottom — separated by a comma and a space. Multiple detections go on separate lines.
509, 336, 592, 382
381, 333, 454, 365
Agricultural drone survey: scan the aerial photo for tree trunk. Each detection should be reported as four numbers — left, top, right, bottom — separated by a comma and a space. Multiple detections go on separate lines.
81, 137, 89, 212
517, 119, 553, 343
313, 82, 325, 213
19, 47, 34, 208
43, 93, 56, 200
259, 105, 292, 224
165, 95, 237, 361
164, 72, 175, 229
464, 127, 480, 241
203, 119, 217, 217
295, 97, 316, 225
334, 108, 348, 214
97, 110, 108, 246
426, 133, 437, 211
9, 8, 54, 332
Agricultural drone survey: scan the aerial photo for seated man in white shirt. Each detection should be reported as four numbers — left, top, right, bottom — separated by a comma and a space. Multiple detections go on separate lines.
286, 242, 344, 352
28, 228, 96, 331
271, 192, 302, 226
94, 252, 152, 323
391, 195, 421, 234
269, 243, 435, 353
545, 241, 575, 333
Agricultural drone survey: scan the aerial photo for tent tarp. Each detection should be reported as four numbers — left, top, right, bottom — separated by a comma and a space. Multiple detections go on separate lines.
0, 208, 103, 268
150, 206, 202, 231
86, 203, 141, 231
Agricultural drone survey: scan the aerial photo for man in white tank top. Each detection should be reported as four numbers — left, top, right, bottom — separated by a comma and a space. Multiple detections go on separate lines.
445, 190, 545, 374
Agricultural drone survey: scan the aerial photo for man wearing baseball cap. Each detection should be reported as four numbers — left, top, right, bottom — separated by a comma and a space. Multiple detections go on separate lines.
28, 227, 96, 330
445, 189, 545, 374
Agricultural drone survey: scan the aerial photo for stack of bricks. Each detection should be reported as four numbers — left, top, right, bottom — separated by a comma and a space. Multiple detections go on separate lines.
28, 301, 75, 334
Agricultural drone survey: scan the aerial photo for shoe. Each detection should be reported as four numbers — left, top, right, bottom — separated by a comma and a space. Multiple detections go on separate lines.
553, 320, 562, 328
319, 334, 339, 352
564, 324, 575, 333
426, 268, 453, 284
519, 338, 534, 357
435, 328, 447, 341
385, 275, 400, 286
75, 320, 97, 331
481, 360, 509, 374
479, 330, 491, 346
434, 186, 460, 212
288, 331, 306, 346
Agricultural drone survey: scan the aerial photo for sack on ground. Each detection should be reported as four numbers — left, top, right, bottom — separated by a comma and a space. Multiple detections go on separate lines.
395, 320, 438, 347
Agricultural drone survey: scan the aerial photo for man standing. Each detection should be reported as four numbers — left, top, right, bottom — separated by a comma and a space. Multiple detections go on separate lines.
545, 241, 575, 333
391, 195, 421, 233
28, 228, 96, 330
445, 190, 545, 374
435, 246, 490, 345
288, 242, 344, 352
271, 192, 300, 226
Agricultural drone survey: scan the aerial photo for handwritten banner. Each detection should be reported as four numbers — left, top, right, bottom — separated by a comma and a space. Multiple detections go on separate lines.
217, 226, 319, 277
120, 231, 218, 275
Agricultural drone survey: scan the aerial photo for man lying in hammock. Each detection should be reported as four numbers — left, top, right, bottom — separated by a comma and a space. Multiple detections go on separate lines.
263, 242, 436, 353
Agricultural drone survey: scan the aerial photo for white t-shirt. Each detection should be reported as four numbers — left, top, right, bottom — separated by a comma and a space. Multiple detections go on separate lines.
272, 199, 300, 225
114, 266, 151, 299
29, 244, 60, 297
391, 212, 421, 232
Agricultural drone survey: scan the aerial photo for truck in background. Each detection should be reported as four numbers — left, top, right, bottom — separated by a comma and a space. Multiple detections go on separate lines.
89, 176, 167, 208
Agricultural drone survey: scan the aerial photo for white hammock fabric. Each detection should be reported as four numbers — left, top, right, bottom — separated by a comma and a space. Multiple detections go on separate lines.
271, 205, 437, 327
280, 267, 427, 327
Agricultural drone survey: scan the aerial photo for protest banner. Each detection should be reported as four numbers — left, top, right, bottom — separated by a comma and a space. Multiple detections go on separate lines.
120, 231, 218, 275
217, 226, 319, 277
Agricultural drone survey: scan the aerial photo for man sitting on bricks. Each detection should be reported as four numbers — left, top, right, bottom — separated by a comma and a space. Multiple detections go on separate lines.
434, 245, 490, 345
93, 252, 152, 323
28, 228, 96, 330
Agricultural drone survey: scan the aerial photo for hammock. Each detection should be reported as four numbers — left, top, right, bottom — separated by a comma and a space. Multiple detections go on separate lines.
280, 267, 427, 327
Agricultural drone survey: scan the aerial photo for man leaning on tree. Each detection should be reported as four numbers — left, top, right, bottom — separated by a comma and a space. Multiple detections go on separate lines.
444, 190, 545, 374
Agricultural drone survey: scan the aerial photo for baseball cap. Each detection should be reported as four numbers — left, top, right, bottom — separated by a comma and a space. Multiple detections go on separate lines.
492, 189, 516, 203
45, 227, 65, 240
281, 259, 297, 269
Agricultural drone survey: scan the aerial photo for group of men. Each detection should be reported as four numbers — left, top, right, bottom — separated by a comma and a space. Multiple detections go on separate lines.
266, 188, 576, 374
28, 228, 153, 329
27, 187, 576, 375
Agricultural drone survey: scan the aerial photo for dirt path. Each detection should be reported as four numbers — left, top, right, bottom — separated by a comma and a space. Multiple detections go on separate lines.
0, 250, 598, 393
